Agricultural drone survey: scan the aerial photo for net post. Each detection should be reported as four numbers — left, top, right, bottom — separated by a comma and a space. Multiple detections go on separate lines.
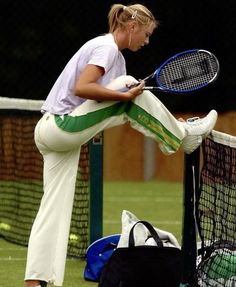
89, 132, 103, 243
181, 148, 200, 286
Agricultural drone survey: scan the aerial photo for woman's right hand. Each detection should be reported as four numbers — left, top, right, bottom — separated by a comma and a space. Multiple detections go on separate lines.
124, 80, 145, 100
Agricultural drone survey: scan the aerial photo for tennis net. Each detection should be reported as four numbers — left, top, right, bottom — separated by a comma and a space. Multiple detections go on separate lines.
0, 97, 90, 257
194, 130, 236, 286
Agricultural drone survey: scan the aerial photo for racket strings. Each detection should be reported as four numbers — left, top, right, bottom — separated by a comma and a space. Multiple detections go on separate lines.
158, 52, 219, 92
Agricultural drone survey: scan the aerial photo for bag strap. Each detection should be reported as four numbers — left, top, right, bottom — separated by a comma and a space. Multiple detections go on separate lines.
129, 220, 163, 248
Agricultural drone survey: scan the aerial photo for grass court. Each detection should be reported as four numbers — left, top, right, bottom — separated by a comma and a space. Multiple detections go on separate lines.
0, 180, 183, 287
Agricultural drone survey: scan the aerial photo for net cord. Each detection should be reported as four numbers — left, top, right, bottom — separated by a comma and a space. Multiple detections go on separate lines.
0, 96, 44, 111
209, 130, 236, 148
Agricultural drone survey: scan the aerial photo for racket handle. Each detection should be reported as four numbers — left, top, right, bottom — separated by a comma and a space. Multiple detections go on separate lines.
142, 86, 159, 90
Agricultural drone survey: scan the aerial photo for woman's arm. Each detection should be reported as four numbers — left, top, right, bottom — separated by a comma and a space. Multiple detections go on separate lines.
74, 64, 144, 101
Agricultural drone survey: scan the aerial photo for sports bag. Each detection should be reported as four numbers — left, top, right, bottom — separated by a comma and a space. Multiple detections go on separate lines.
98, 220, 183, 287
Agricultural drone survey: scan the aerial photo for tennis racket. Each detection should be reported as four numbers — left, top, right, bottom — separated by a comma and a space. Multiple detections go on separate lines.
136, 49, 220, 93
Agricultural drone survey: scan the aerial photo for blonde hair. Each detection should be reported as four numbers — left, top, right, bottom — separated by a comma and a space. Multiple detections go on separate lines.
108, 3, 159, 33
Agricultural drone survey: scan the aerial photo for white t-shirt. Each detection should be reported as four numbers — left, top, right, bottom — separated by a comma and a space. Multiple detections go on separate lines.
41, 33, 126, 115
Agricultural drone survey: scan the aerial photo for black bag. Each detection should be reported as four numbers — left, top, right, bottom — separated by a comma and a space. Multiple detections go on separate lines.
98, 220, 182, 287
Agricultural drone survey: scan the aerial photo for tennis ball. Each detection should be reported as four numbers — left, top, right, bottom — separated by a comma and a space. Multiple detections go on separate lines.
69, 233, 79, 242
0, 222, 11, 231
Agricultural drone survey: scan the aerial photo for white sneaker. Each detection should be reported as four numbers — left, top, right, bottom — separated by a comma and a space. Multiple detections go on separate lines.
183, 110, 218, 137
182, 110, 218, 154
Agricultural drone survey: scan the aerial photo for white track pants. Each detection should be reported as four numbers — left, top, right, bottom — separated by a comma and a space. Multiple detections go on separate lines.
25, 88, 186, 285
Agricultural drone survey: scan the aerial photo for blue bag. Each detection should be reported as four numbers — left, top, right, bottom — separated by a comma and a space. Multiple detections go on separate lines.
84, 234, 120, 282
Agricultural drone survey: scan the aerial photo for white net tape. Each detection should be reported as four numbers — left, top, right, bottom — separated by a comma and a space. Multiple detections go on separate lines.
210, 130, 236, 148
0, 96, 44, 111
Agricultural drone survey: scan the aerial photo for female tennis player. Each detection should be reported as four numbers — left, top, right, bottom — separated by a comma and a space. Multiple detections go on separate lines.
24, 3, 217, 287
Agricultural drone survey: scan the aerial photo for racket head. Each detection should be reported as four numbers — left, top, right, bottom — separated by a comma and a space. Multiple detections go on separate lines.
154, 49, 220, 93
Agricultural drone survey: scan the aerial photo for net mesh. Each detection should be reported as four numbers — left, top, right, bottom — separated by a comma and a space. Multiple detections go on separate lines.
0, 97, 89, 257
194, 130, 236, 286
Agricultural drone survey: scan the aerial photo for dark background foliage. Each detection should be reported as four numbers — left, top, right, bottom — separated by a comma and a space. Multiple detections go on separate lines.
0, 0, 235, 112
